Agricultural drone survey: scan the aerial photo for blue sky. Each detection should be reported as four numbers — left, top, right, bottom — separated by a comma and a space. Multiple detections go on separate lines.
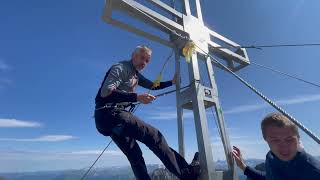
0, 0, 320, 173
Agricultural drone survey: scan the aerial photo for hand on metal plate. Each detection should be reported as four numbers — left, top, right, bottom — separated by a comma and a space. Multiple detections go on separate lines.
171, 73, 178, 84
232, 146, 247, 171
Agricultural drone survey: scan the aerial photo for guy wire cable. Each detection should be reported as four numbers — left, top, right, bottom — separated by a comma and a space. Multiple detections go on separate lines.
239, 43, 320, 49
250, 61, 320, 88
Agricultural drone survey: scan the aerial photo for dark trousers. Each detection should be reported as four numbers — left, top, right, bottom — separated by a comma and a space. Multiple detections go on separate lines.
94, 108, 190, 180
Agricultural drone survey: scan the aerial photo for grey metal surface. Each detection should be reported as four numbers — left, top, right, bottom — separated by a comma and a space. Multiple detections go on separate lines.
118, 0, 184, 33
205, 57, 233, 168
149, 0, 183, 18
107, 18, 174, 47
183, 0, 191, 15
183, 15, 210, 54
188, 53, 215, 180
175, 48, 185, 157
195, 0, 203, 22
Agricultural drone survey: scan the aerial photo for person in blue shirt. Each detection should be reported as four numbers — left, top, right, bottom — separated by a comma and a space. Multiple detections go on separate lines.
232, 112, 320, 180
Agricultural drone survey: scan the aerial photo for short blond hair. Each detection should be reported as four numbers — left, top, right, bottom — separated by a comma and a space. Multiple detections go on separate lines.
132, 45, 152, 57
261, 112, 299, 140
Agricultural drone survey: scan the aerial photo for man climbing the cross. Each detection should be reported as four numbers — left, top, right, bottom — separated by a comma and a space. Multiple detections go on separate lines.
94, 45, 200, 180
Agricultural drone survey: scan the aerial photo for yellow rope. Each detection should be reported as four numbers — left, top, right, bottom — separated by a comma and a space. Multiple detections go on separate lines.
152, 74, 163, 88
152, 41, 195, 88
182, 41, 196, 63
151, 49, 174, 88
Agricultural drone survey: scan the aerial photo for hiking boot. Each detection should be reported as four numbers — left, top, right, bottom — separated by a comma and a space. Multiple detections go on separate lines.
190, 152, 200, 166
181, 152, 201, 180
189, 152, 201, 177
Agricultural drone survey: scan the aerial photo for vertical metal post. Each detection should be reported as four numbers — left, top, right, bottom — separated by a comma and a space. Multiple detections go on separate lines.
206, 57, 238, 180
175, 48, 185, 157
188, 52, 215, 180
183, 0, 191, 15
195, 0, 203, 22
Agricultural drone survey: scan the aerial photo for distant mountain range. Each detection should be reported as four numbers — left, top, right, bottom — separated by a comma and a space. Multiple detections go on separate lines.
0, 159, 264, 180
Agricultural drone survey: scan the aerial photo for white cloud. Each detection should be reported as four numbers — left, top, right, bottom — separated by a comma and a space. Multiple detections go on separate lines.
224, 104, 268, 114
0, 135, 76, 142
68, 150, 122, 156
0, 149, 122, 157
0, 118, 41, 128
211, 135, 265, 146
0, 59, 9, 71
147, 111, 194, 120
144, 94, 320, 120
277, 94, 320, 105
0, 148, 126, 172
146, 106, 201, 120
211, 136, 249, 141
0, 60, 12, 89
210, 136, 268, 160
0, 78, 12, 85
0, 77, 12, 90
224, 94, 320, 114
32, 135, 77, 142
291, 0, 305, 18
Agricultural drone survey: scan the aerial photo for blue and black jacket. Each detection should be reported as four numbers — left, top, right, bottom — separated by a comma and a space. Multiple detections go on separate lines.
244, 150, 320, 180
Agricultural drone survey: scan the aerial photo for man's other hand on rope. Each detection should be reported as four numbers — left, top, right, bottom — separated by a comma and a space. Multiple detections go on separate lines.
137, 93, 156, 104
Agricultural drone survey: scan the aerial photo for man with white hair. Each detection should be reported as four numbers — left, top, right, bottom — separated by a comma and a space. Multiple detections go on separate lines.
94, 45, 200, 180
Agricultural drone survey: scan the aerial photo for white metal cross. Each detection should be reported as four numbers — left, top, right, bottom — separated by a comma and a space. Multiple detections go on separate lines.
103, 0, 249, 71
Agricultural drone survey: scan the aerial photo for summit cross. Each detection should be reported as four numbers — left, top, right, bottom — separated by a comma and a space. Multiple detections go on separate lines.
103, 1, 250, 179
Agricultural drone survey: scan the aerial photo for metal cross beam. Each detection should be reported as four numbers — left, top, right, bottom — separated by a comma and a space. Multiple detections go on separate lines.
102, 1, 248, 179
102, 0, 250, 72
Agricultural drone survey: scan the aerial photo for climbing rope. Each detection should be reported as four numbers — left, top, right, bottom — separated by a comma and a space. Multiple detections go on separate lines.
133, 48, 175, 113
152, 48, 175, 89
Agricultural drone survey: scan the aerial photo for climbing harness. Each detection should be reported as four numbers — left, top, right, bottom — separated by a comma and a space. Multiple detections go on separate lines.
95, 103, 136, 112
